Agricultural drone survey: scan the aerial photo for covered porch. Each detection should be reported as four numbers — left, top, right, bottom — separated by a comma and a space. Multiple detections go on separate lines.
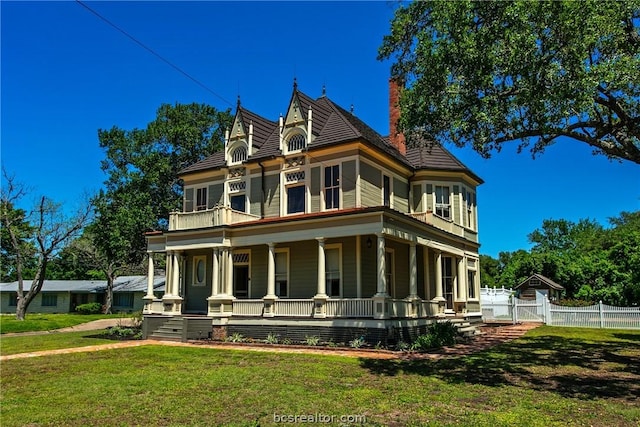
142, 209, 481, 340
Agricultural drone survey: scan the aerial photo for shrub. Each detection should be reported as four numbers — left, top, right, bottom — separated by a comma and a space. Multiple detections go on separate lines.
410, 321, 460, 352
75, 303, 102, 315
303, 335, 320, 346
265, 333, 279, 344
226, 333, 245, 343
349, 336, 365, 348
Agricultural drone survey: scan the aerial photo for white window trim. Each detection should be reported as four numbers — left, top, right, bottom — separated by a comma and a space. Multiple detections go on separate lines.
325, 243, 343, 298
385, 247, 395, 298
275, 248, 290, 298
382, 174, 392, 208
433, 183, 453, 221
466, 257, 479, 301
284, 130, 307, 155
281, 163, 309, 216
322, 163, 341, 211
228, 141, 248, 165
195, 186, 208, 212
193, 255, 207, 286
233, 249, 251, 298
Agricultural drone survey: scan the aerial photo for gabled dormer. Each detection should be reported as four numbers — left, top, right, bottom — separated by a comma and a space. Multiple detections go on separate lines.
225, 100, 252, 166
280, 80, 313, 155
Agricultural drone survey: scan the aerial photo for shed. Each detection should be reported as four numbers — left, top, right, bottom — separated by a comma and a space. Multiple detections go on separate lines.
514, 274, 564, 301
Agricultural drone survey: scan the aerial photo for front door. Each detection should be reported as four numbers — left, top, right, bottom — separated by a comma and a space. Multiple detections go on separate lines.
185, 255, 209, 314
234, 265, 249, 298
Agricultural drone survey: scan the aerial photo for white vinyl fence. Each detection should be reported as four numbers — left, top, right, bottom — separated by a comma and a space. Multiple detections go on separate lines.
481, 287, 640, 330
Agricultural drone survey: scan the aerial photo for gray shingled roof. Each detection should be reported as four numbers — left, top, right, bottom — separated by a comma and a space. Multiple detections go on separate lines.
0, 276, 165, 293
514, 273, 565, 291
406, 145, 484, 184
178, 85, 481, 182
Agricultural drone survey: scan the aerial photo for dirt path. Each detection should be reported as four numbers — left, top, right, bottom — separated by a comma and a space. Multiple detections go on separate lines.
1, 323, 540, 362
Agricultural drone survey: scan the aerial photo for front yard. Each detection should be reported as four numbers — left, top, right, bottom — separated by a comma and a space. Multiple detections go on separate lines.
1, 326, 639, 426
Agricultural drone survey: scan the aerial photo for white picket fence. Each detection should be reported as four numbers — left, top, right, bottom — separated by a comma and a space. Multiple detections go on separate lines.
482, 294, 640, 330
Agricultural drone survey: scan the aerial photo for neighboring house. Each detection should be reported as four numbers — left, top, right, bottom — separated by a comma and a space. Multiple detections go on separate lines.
0, 276, 165, 314
514, 274, 565, 301
143, 79, 483, 343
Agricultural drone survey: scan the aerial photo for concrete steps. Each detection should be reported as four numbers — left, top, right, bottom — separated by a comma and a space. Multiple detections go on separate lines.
148, 318, 184, 342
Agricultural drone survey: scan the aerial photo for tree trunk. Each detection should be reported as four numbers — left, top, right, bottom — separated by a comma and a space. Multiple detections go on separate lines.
104, 275, 114, 314
15, 297, 27, 321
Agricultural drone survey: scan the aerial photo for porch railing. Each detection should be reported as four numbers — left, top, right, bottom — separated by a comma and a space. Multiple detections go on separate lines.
232, 299, 264, 316
409, 211, 478, 243
388, 299, 411, 318
325, 298, 373, 317
169, 206, 260, 231
274, 299, 314, 317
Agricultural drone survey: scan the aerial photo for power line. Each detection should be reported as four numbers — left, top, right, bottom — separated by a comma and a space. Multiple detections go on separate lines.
75, 0, 234, 108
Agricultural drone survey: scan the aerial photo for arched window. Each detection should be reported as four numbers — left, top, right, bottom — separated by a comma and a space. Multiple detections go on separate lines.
231, 146, 247, 163
287, 134, 306, 152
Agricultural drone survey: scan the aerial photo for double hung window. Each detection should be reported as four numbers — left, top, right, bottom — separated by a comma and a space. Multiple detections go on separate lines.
435, 185, 451, 219
196, 187, 207, 211
324, 165, 340, 210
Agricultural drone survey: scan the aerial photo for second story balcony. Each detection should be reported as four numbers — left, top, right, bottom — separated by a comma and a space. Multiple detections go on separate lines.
409, 211, 478, 243
169, 206, 261, 231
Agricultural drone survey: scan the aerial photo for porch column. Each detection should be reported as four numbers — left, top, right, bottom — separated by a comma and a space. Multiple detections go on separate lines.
211, 248, 220, 297
373, 233, 389, 319
266, 243, 276, 298
172, 251, 181, 296
375, 233, 388, 296
408, 243, 418, 298
145, 252, 155, 298
434, 250, 445, 301
457, 257, 467, 302
225, 249, 234, 296
356, 235, 362, 298
315, 238, 327, 297
165, 252, 173, 296
313, 238, 328, 318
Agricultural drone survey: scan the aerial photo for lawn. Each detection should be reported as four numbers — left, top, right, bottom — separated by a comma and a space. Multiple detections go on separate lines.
0, 313, 123, 334
0, 330, 117, 355
1, 326, 639, 426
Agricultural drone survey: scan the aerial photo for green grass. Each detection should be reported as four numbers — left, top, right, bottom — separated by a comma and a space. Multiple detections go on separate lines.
0, 330, 116, 355
0, 313, 121, 334
1, 326, 639, 426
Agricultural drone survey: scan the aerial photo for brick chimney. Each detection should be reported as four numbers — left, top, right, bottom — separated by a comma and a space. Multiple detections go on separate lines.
389, 78, 406, 155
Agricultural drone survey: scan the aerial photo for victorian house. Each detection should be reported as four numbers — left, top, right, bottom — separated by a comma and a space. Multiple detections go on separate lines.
142, 80, 483, 343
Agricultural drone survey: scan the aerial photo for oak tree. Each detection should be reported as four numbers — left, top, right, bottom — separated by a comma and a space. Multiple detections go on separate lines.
379, 0, 640, 163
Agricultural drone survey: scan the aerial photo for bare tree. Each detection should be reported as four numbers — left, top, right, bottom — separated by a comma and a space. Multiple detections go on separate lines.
1, 170, 93, 320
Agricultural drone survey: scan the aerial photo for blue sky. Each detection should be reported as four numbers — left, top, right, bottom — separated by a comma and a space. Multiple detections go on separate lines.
2, 1, 638, 258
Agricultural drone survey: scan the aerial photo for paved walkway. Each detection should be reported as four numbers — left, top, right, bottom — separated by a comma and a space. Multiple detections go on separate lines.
1, 322, 540, 362
2, 318, 136, 337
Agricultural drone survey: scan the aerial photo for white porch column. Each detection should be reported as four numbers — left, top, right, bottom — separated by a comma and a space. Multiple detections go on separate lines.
266, 243, 276, 298
145, 252, 155, 298
225, 249, 234, 296
172, 252, 181, 296
164, 252, 173, 296
356, 235, 362, 298
211, 248, 220, 297
375, 233, 388, 296
457, 256, 467, 302
434, 250, 444, 301
315, 238, 327, 297
408, 243, 418, 298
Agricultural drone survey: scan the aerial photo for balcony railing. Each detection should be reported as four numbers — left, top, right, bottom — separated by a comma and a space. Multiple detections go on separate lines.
169, 206, 261, 231
409, 211, 478, 242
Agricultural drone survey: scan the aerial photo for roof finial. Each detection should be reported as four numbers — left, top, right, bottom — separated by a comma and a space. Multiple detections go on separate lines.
350, 104, 354, 114
236, 95, 241, 109
322, 84, 326, 97
293, 77, 298, 90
